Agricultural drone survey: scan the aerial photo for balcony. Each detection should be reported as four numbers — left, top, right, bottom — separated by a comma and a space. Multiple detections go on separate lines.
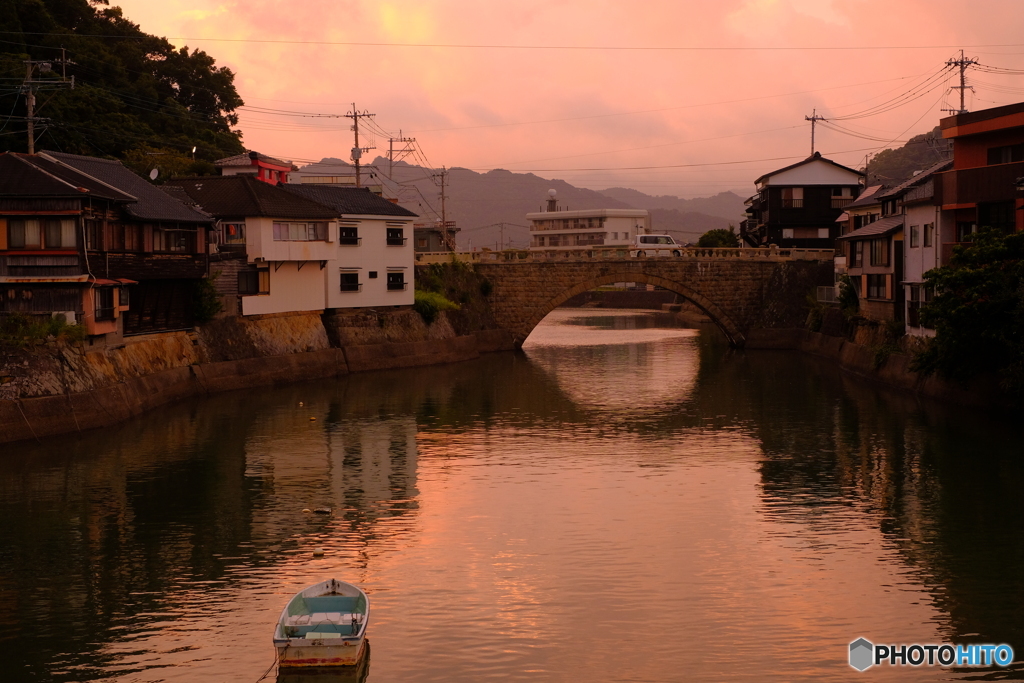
386, 237, 407, 246
940, 161, 1024, 207
831, 197, 854, 209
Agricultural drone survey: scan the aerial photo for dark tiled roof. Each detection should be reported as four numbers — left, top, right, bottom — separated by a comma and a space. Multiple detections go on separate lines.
845, 184, 886, 209
836, 214, 904, 240
215, 151, 295, 169
878, 159, 953, 200
281, 185, 418, 218
165, 175, 339, 219
42, 151, 211, 224
0, 153, 134, 201
754, 151, 865, 186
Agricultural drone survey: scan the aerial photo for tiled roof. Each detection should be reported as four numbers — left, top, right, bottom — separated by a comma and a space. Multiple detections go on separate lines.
42, 151, 212, 223
0, 152, 134, 201
878, 159, 953, 200
165, 175, 339, 219
281, 185, 418, 218
754, 151, 865, 185
215, 151, 295, 169
845, 184, 886, 210
836, 214, 904, 240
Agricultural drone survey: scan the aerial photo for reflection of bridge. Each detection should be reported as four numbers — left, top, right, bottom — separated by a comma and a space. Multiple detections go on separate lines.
417, 247, 835, 347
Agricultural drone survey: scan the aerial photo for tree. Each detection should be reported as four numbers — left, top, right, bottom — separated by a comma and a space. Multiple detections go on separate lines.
0, 0, 244, 166
914, 228, 1024, 393
697, 226, 739, 248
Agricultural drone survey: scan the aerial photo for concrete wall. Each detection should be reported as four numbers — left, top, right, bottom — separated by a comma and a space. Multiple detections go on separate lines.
241, 261, 325, 316
325, 216, 415, 308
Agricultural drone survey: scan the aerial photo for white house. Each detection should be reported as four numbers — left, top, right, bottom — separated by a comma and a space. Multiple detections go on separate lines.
282, 185, 418, 308
527, 190, 650, 249
893, 159, 953, 337
167, 175, 340, 316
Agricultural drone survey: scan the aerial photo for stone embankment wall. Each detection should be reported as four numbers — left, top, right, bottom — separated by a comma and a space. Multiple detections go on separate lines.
745, 326, 1007, 408
0, 308, 515, 445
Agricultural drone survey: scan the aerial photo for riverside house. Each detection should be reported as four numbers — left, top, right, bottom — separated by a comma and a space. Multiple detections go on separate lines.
280, 185, 417, 308
166, 175, 339, 316
0, 152, 213, 339
743, 152, 864, 248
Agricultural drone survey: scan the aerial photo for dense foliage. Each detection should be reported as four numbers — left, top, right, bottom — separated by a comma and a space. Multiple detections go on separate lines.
697, 227, 739, 248
0, 312, 86, 346
915, 228, 1024, 392
0, 0, 244, 171
867, 127, 949, 185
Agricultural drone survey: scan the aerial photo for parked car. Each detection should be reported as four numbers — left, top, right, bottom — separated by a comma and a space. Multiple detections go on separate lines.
630, 234, 683, 257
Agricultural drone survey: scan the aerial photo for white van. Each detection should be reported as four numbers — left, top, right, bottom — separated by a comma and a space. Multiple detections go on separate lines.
631, 234, 683, 257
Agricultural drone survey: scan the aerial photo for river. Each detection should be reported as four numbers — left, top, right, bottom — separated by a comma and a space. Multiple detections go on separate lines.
0, 309, 1021, 682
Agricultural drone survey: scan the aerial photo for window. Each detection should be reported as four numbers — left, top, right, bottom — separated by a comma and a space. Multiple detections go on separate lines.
817, 228, 830, 239
386, 228, 406, 246
272, 222, 327, 241
238, 268, 269, 295
416, 237, 428, 249
832, 187, 853, 197
909, 225, 919, 248
95, 287, 115, 321
907, 284, 921, 327
956, 222, 976, 242
782, 187, 803, 208
368, 271, 377, 278
923, 223, 934, 247
882, 199, 899, 216
387, 271, 406, 290
340, 272, 360, 292
7, 219, 41, 248
986, 143, 1024, 165
782, 228, 794, 239
85, 220, 102, 250
849, 241, 863, 267
223, 222, 246, 245
42, 219, 77, 249
338, 227, 360, 245
870, 238, 889, 266
154, 228, 195, 253
119, 286, 130, 308
978, 201, 1015, 233
867, 273, 887, 299
848, 275, 862, 298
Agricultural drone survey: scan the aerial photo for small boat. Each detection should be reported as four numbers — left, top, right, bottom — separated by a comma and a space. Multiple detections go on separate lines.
274, 579, 370, 667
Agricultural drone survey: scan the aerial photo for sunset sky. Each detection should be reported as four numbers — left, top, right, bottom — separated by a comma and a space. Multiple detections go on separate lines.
115, 0, 1024, 198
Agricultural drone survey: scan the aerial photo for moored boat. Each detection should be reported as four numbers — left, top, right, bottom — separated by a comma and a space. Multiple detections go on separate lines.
274, 579, 369, 667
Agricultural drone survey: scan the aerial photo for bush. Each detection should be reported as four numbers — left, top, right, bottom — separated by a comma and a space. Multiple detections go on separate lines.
697, 226, 739, 248
413, 290, 460, 324
0, 312, 87, 346
192, 275, 223, 323
837, 274, 859, 315
913, 228, 1024, 392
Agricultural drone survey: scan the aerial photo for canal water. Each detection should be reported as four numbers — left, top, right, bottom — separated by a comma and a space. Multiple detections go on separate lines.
1, 309, 1022, 682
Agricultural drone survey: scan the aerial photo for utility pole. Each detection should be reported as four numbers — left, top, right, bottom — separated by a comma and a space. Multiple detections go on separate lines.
944, 50, 978, 115
344, 103, 375, 187
805, 109, 827, 155
387, 131, 416, 179
432, 167, 455, 250
21, 56, 75, 154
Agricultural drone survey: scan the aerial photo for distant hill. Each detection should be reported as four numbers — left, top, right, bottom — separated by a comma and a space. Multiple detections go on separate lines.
329, 158, 738, 248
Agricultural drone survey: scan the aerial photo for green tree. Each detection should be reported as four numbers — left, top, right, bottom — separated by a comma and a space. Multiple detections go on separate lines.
0, 0, 244, 166
697, 226, 739, 248
914, 228, 1024, 393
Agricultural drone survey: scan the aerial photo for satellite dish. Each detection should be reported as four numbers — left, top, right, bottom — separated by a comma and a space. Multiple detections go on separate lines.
548, 189, 557, 197
149, 168, 159, 181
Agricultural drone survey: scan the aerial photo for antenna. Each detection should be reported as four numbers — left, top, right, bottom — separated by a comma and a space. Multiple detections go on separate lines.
149, 168, 159, 181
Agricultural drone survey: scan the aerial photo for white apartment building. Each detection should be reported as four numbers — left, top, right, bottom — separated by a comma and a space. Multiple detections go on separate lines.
527, 190, 650, 249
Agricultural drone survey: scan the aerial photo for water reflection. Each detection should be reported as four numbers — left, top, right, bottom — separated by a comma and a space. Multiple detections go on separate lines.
0, 310, 1022, 681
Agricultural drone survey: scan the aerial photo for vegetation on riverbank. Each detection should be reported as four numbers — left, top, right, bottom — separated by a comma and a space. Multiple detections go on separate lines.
413, 260, 496, 332
0, 312, 86, 347
915, 228, 1024, 393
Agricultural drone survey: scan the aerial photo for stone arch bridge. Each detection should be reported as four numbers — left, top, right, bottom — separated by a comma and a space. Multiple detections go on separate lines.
420, 247, 835, 348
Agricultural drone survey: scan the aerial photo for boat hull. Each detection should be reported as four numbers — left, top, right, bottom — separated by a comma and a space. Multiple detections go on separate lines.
277, 636, 367, 667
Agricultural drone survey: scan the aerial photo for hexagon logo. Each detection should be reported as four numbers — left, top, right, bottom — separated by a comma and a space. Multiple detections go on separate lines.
849, 637, 874, 671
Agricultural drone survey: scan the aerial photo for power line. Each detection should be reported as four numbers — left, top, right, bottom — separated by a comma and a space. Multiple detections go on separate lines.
4, 32, 1024, 52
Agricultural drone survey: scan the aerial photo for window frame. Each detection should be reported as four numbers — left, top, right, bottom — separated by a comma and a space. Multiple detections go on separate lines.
386, 271, 406, 291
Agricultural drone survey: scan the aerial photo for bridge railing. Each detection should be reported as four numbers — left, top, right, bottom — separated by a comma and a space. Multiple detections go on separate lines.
415, 246, 836, 264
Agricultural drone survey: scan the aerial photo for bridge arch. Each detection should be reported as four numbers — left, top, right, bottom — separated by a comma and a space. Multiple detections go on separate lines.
516, 272, 745, 347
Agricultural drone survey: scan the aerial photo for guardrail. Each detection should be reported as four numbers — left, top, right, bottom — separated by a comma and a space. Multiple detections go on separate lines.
414, 246, 837, 264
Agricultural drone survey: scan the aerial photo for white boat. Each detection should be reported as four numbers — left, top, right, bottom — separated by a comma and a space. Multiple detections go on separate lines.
274, 579, 370, 667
